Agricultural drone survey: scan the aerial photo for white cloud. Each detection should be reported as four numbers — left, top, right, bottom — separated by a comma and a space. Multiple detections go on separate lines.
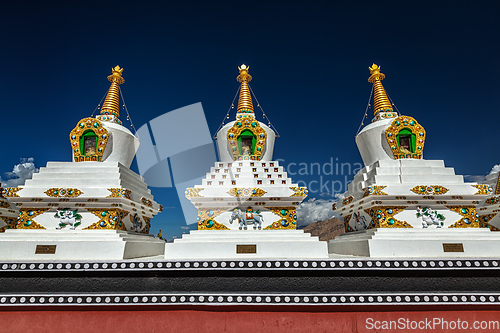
297, 198, 338, 227
0, 158, 39, 187
464, 175, 487, 183
334, 192, 345, 200
464, 163, 500, 183
489, 164, 500, 175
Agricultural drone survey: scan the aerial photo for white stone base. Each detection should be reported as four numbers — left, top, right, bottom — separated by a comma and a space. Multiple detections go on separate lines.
329, 228, 500, 258
165, 230, 329, 259
0, 230, 165, 260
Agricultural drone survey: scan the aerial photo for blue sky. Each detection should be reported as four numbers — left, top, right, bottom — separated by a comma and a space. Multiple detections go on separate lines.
1, 1, 499, 240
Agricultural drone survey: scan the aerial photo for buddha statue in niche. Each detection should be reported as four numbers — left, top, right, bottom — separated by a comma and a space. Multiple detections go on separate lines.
84, 136, 97, 155
399, 135, 412, 155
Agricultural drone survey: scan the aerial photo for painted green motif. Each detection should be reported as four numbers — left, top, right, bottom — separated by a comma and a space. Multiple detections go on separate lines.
54, 208, 82, 230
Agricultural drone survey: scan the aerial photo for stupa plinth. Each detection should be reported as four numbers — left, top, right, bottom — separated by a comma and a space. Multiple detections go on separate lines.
329, 64, 499, 257
165, 65, 328, 259
0, 66, 165, 260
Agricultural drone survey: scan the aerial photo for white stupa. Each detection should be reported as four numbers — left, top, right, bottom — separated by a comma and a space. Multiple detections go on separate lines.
329, 64, 499, 257
0, 66, 165, 260
165, 65, 328, 259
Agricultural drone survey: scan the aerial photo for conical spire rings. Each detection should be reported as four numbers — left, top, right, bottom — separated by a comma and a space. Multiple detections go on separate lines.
368, 64, 393, 116
236, 64, 254, 116
100, 66, 125, 119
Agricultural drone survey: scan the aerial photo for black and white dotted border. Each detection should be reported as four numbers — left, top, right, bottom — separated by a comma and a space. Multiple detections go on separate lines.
1, 293, 500, 307
0, 259, 499, 272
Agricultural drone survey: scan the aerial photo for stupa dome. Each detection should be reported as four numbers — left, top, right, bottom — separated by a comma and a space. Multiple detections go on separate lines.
356, 64, 426, 167
70, 66, 139, 168
216, 65, 275, 162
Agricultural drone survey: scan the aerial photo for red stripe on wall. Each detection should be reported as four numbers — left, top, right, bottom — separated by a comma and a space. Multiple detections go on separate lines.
3, 309, 500, 333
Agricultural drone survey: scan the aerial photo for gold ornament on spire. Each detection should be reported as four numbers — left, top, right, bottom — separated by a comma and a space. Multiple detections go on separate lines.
100, 65, 125, 118
496, 172, 500, 195
368, 64, 393, 116
236, 64, 254, 115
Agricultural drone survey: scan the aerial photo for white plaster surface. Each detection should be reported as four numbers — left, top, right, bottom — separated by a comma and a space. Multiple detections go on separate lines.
19, 161, 157, 208
0, 229, 165, 260
7, 161, 160, 233
337, 158, 492, 231
487, 214, 500, 229
186, 160, 306, 230
355, 118, 394, 166
329, 228, 500, 257
101, 122, 140, 168
344, 159, 472, 200
485, 171, 499, 191
165, 230, 328, 259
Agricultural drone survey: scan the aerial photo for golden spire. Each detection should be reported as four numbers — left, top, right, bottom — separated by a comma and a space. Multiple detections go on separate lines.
236, 64, 254, 115
496, 172, 500, 195
368, 64, 393, 115
100, 65, 125, 118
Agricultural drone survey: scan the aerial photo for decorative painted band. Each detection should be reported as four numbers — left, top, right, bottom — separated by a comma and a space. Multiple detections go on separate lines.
0, 258, 499, 272
0, 293, 499, 307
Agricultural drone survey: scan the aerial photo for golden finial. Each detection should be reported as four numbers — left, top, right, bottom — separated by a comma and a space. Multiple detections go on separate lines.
107, 65, 125, 85
101, 65, 124, 118
368, 63, 393, 115
368, 64, 385, 81
236, 64, 254, 115
237, 64, 252, 83
495, 172, 500, 195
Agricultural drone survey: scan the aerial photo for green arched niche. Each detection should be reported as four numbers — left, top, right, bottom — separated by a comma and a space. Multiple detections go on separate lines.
80, 130, 98, 156
237, 129, 257, 155
396, 128, 416, 154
